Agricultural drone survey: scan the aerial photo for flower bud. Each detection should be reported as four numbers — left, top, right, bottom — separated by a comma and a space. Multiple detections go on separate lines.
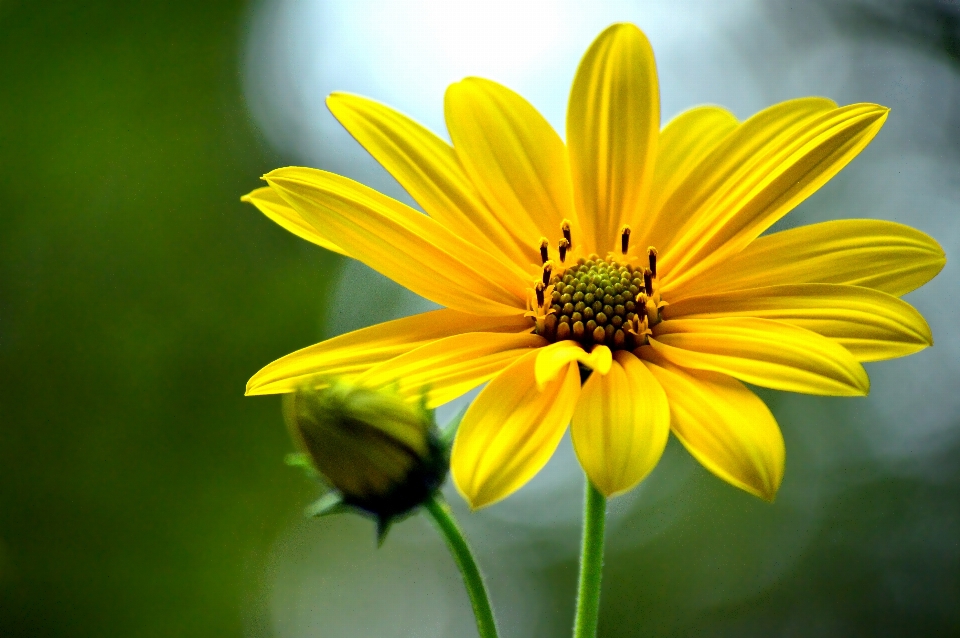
285, 381, 448, 535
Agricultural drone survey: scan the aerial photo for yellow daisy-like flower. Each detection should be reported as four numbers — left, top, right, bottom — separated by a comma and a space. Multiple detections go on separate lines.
243, 23, 945, 509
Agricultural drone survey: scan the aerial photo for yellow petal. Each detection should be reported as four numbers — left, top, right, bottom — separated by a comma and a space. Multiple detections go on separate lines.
663, 283, 932, 362
445, 78, 579, 264
326, 92, 532, 275
667, 219, 946, 300
639, 106, 739, 248
567, 23, 659, 253
534, 341, 612, 388
246, 309, 531, 395
571, 351, 670, 497
265, 167, 527, 316
648, 317, 869, 396
662, 101, 889, 289
643, 354, 784, 501
241, 187, 347, 255
452, 349, 581, 509
651, 97, 835, 262
356, 332, 546, 408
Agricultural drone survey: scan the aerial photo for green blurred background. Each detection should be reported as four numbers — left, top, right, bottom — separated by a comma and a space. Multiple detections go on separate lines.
0, 1, 334, 634
1, 1, 958, 636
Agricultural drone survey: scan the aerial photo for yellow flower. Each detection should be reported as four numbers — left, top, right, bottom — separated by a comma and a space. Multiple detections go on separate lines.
242, 23, 945, 509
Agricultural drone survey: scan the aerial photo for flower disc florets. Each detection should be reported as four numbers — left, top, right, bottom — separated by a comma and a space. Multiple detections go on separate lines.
536, 254, 660, 350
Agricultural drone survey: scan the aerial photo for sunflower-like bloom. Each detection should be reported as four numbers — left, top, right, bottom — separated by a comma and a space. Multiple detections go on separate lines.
243, 24, 944, 508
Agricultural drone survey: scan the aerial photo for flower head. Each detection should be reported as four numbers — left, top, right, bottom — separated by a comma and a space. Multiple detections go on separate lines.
243, 23, 944, 509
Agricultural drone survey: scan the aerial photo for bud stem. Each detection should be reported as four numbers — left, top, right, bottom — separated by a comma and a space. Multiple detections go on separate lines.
572, 479, 607, 638
424, 495, 500, 638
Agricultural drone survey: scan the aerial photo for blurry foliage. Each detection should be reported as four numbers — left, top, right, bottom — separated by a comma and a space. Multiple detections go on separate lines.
0, 0, 340, 635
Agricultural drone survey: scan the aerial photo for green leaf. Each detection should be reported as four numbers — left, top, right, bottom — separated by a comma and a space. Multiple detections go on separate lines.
376, 515, 394, 547
304, 491, 349, 518
440, 405, 469, 450
284, 452, 311, 467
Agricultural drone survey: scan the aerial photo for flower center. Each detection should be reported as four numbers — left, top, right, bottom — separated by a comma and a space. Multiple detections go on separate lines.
529, 224, 663, 351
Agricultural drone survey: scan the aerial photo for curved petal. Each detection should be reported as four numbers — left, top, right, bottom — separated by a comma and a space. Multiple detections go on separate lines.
640, 106, 739, 248
452, 349, 581, 509
357, 332, 546, 408
648, 317, 869, 396
571, 351, 670, 497
326, 92, 532, 275
535, 341, 612, 388
668, 219, 946, 299
265, 167, 528, 316
445, 78, 579, 263
246, 309, 531, 396
662, 101, 889, 289
652, 97, 835, 262
642, 353, 784, 501
241, 187, 346, 255
663, 284, 932, 362
567, 22, 659, 253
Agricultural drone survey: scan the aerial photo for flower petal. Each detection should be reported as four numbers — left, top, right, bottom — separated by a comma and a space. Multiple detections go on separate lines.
648, 317, 869, 396
643, 354, 784, 501
445, 78, 579, 264
265, 167, 527, 316
639, 106, 739, 248
567, 23, 659, 253
662, 101, 889, 289
534, 341, 612, 388
356, 332, 546, 408
326, 92, 532, 275
571, 351, 670, 497
651, 97, 834, 260
246, 309, 531, 396
241, 187, 346, 255
452, 349, 581, 509
668, 219, 946, 299
663, 283, 932, 362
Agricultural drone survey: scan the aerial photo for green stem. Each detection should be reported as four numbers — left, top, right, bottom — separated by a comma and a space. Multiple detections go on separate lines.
424, 495, 499, 638
573, 479, 607, 638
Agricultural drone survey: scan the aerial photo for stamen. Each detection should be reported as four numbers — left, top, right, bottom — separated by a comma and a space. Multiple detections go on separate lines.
533, 255, 660, 351
561, 219, 572, 249
648, 247, 658, 277
620, 225, 631, 254
558, 238, 569, 263
539, 237, 549, 264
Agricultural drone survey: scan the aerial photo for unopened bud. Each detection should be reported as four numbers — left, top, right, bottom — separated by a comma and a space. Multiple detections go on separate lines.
285, 381, 447, 537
